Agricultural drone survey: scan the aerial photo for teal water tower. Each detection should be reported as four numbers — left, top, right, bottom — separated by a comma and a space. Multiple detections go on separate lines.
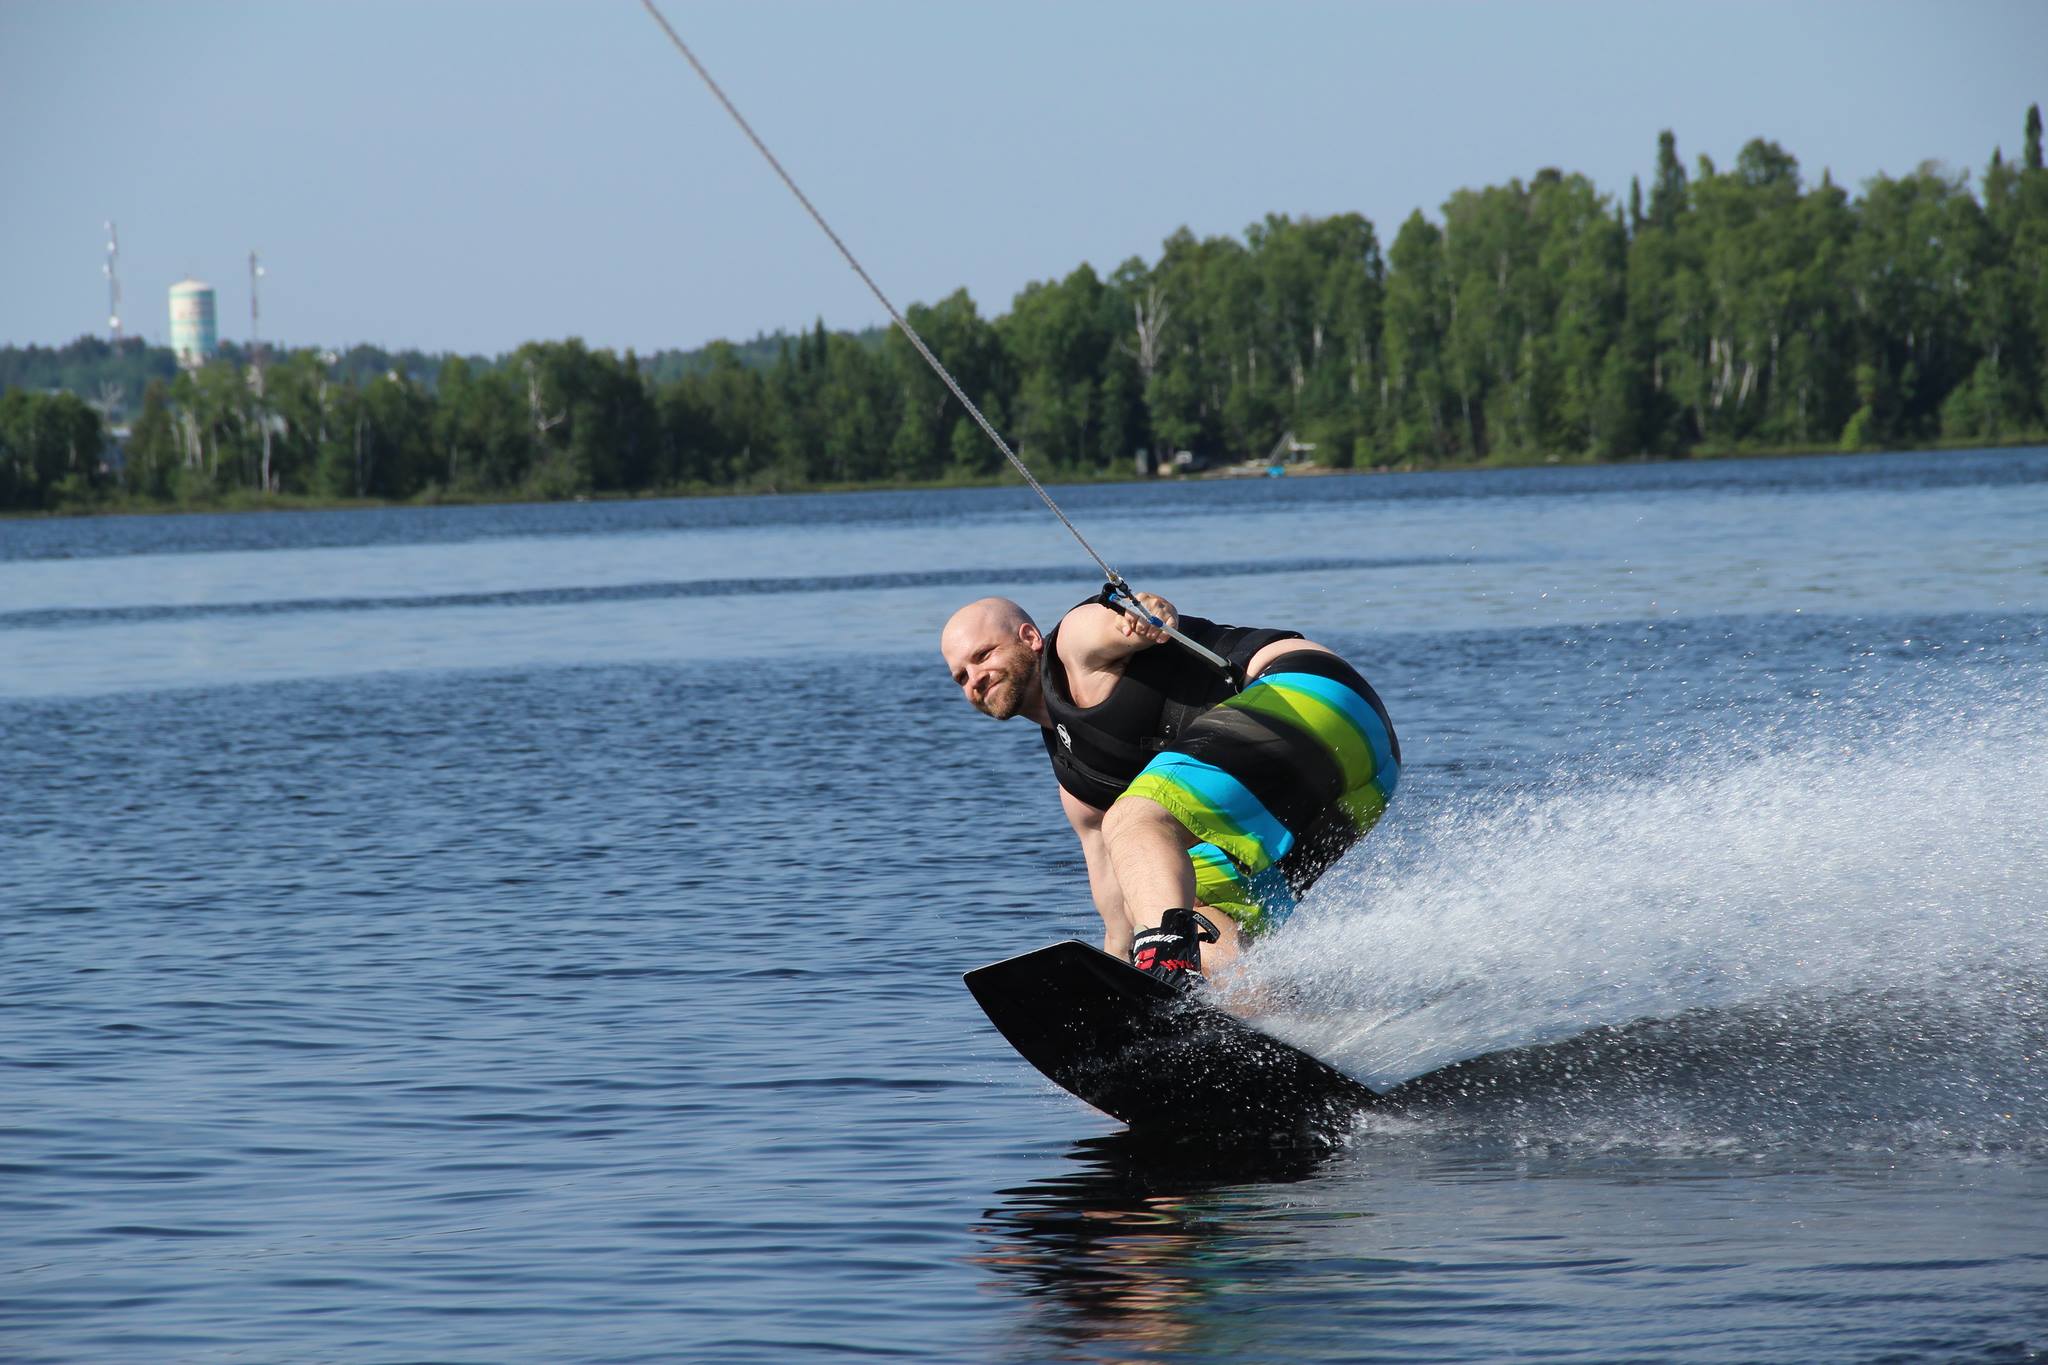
169, 278, 218, 368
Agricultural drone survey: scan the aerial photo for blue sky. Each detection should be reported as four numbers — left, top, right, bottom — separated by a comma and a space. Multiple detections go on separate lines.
3, 1, 2042, 356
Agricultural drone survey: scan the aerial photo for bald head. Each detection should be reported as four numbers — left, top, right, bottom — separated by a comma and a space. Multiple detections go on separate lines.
940, 597, 1046, 723
942, 597, 1034, 651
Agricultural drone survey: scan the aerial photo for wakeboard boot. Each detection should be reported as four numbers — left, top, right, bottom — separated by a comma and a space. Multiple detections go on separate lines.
1131, 908, 1220, 992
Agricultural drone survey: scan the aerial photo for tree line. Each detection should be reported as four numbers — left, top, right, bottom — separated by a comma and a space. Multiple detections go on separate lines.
4, 108, 2045, 513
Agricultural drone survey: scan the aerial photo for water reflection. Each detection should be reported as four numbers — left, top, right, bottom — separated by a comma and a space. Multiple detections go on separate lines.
970, 1131, 1343, 1358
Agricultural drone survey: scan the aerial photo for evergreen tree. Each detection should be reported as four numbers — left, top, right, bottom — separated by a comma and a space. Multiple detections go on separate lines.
1649, 130, 1688, 231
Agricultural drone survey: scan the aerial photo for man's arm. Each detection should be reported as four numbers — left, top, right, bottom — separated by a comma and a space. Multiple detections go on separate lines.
1059, 785, 1131, 957
1054, 591, 1178, 681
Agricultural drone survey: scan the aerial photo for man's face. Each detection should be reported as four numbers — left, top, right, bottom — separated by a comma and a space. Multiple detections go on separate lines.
943, 620, 1040, 720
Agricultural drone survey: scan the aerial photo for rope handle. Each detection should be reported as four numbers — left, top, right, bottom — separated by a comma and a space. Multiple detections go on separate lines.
1097, 583, 1236, 680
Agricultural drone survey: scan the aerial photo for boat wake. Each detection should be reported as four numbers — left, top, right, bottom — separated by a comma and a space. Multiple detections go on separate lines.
1235, 686, 2048, 1151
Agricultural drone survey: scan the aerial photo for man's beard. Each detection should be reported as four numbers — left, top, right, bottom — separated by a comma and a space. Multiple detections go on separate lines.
978, 669, 1028, 720
978, 678, 1021, 720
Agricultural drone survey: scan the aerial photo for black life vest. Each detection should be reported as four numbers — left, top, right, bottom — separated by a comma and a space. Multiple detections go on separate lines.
1039, 608, 1300, 809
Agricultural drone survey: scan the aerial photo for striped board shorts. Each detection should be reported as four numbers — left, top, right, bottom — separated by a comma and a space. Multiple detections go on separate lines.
1118, 649, 1400, 934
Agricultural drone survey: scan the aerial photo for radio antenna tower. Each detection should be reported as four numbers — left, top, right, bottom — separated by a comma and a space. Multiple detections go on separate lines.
104, 221, 123, 343
249, 249, 264, 363
249, 249, 275, 491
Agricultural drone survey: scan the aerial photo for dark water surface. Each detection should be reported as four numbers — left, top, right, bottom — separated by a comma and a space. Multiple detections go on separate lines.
4, 450, 2045, 1362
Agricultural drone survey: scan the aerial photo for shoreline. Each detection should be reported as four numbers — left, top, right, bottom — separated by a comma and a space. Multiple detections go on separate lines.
9, 433, 2045, 522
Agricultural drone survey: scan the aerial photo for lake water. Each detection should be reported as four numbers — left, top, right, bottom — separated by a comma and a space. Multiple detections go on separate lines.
3, 449, 2045, 1363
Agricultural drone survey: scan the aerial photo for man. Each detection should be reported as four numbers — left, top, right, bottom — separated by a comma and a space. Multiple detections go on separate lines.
940, 589, 1399, 990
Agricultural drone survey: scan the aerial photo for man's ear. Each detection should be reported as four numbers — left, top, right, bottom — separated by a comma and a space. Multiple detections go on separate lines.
1019, 622, 1043, 651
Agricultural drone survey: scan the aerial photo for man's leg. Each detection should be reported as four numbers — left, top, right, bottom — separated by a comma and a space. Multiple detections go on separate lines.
1102, 796, 1244, 974
1113, 648, 1401, 985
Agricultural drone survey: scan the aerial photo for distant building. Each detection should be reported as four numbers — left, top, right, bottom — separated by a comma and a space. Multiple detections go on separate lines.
168, 279, 217, 368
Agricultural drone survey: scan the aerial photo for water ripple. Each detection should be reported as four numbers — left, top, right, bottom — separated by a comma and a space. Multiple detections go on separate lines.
0, 554, 1466, 630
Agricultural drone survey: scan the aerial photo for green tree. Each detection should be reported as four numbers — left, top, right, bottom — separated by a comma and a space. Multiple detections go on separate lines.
175, 360, 255, 491
1381, 210, 1453, 460
659, 340, 778, 488
123, 379, 181, 500
1001, 264, 1118, 470
259, 351, 344, 494
1141, 228, 1232, 459
1845, 164, 1981, 443
1780, 169, 1858, 443
1943, 143, 2039, 438
1531, 170, 1624, 453
885, 289, 1003, 481
0, 389, 104, 508
1252, 213, 1385, 465
1677, 140, 1812, 447
1648, 130, 1688, 232
811, 330, 896, 483
314, 372, 432, 499
2017, 108, 2048, 421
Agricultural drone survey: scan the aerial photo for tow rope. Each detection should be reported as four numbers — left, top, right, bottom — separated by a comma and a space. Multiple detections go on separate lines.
639, 0, 1234, 679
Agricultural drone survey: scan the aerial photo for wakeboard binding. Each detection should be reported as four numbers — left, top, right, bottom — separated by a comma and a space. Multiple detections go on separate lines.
1131, 908, 1220, 992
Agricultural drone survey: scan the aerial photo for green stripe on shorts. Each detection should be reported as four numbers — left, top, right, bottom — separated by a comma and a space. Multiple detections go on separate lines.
1121, 767, 1271, 874
1225, 677, 1380, 789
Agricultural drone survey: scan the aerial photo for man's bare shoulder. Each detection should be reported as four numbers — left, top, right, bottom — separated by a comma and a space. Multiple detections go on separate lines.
1053, 601, 1122, 661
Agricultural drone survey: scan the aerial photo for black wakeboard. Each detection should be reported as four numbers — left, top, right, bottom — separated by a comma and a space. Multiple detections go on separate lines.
965, 939, 1389, 1136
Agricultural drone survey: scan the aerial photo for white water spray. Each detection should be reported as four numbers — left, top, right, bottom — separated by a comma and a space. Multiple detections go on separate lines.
1240, 694, 2048, 1096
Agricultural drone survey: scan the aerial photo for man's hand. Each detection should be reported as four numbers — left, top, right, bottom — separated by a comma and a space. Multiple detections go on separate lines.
1061, 591, 1181, 677
1114, 591, 1177, 647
